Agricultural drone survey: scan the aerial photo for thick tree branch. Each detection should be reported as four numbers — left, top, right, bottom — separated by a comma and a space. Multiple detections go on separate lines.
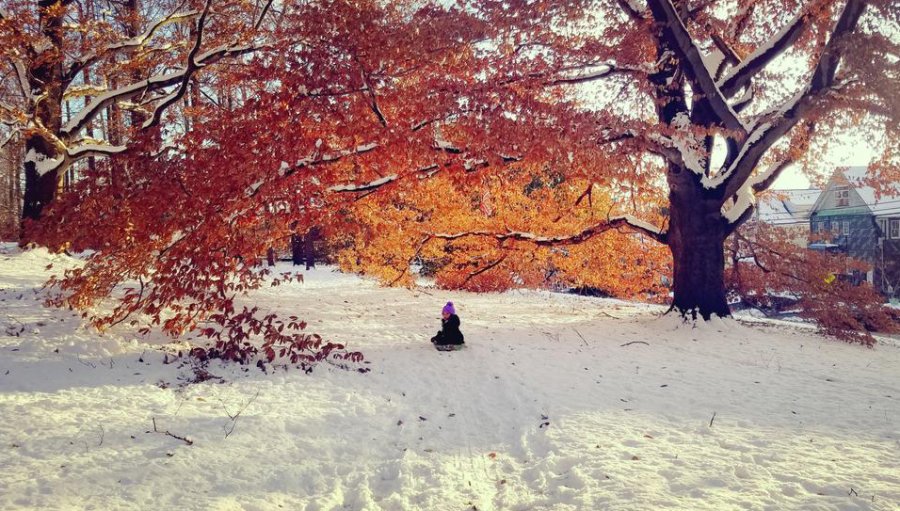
616, 0, 646, 21
65, 6, 200, 84
646, 0, 747, 133
718, 0, 867, 202
717, 10, 811, 98
143, 0, 213, 129
60, 42, 264, 138
709, 33, 740, 80
751, 159, 796, 194
432, 214, 668, 246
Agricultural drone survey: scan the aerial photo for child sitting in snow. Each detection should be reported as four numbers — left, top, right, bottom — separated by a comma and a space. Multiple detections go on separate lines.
431, 302, 464, 348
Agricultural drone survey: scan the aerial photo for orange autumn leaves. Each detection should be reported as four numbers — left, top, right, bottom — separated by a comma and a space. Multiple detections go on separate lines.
334, 165, 671, 300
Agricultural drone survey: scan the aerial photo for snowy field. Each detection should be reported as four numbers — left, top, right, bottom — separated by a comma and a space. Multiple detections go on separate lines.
1, 244, 898, 511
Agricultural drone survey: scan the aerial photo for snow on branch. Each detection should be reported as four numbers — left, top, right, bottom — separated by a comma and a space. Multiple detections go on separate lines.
25, 148, 64, 177
65, 8, 201, 82
647, 0, 746, 133
67, 143, 128, 160
329, 174, 399, 193
61, 0, 271, 138
433, 215, 667, 245
646, 0, 747, 133
61, 40, 264, 138
701, 121, 772, 189
60, 71, 181, 137
716, 11, 810, 98
546, 63, 644, 85
718, 0, 867, 203
722, 153, 798, 227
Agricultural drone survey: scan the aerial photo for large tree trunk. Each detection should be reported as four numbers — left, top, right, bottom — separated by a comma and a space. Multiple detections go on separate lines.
20, 0, 67, 231
667, 171, 730, 319
21, 136, 62, 224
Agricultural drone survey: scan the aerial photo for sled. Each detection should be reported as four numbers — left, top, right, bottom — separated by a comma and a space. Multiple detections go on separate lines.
434, 343, 465, 352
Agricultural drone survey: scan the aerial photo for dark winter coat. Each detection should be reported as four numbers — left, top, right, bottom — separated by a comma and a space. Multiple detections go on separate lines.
432, 314, 464, 345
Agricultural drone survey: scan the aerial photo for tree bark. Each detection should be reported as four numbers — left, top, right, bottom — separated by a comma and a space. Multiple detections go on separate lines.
21, 0, 67, 229
304, 227, 317, 270
667, 178, 730, 319
646, 11, 730, 319
291, 234, 303, 266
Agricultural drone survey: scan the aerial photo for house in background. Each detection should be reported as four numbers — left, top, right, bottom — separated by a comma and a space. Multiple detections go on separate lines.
754, 188, 822, 246
808, 166, 900, 297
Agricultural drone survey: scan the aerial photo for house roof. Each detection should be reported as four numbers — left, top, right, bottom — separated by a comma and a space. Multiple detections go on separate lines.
756, 189, 822, 225
841, 166, 900, 217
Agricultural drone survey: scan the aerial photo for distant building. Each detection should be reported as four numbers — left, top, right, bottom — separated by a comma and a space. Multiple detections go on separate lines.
755, 188, 821, 246
808, 166, 900, 296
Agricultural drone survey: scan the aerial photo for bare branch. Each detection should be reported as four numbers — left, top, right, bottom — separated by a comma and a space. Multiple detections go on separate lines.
463, 253, 508, 286
0, 130, 15, 150
546, 63, 644, 85
254, 0, 275, 30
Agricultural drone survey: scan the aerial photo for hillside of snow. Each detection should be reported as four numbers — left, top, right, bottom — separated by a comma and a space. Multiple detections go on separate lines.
1, 244, 898, 511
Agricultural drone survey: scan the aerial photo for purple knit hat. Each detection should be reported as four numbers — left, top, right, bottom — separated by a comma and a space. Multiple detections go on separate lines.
442, 301, 456, 315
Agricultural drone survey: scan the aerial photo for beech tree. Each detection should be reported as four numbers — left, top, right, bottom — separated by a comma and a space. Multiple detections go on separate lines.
0, 0, 274, 228
29, 0, 521, 364
20, 0, 898, 363
332, 0, 898, 320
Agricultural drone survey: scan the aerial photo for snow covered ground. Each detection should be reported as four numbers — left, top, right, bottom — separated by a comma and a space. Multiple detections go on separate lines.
1, 244, 898, 511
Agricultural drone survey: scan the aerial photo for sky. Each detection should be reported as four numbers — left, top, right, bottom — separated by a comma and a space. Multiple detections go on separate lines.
772, 130, 879, 190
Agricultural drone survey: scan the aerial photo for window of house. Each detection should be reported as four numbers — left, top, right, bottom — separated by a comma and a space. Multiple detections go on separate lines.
891, 219, 900, 239
842, 221, 850, 235
832, 220, 841, 232
835, 188, 850, 207
877, 218, 887, 236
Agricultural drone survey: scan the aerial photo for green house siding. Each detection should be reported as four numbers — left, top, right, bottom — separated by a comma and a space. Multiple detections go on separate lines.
809, 214, 879, 271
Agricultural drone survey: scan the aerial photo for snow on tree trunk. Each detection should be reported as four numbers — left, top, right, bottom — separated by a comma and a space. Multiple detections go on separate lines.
20, 0, 66, 229
21, 136, 62, 224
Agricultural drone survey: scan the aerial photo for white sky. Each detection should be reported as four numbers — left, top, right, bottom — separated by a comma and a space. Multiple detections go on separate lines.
772, 131, 878, 189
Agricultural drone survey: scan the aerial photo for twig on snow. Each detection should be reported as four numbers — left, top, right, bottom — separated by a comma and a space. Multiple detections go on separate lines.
620, 341, 649, 347
148, 417, 193, 445
709, 411, 717, 428
573, 328, 589, 346
221, 389, 261, 438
